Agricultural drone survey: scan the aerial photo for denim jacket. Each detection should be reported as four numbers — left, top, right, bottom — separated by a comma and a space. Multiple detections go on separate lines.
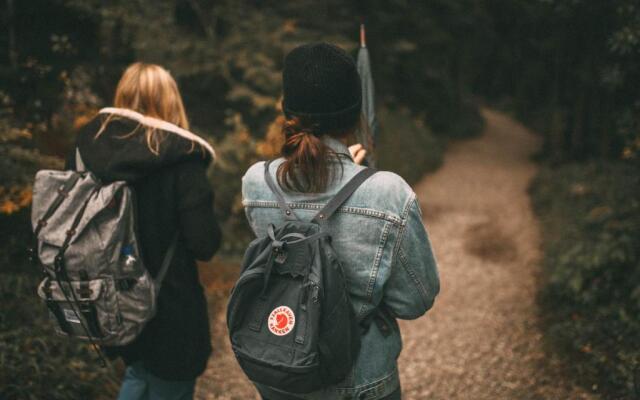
241, 137, 440, 400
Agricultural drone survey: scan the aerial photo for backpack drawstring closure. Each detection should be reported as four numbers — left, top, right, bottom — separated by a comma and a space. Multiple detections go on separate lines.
261, 224, 329, 297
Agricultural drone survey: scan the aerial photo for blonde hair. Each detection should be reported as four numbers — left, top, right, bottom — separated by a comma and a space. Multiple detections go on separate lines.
98, 62, 190, 154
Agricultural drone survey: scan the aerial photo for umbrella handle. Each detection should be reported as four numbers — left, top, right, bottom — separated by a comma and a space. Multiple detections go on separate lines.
360, 24, 366, 48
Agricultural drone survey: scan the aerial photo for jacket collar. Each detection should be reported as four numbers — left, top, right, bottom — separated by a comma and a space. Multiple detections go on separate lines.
98, 107, 216, 161
322, 135, 353, 161
76, 108, 216, 182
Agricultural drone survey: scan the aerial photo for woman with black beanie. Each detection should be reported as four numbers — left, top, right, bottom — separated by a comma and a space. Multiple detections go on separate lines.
241, 43, 439, 400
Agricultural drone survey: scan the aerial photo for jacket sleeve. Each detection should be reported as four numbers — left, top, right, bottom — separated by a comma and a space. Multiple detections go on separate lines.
382, 195, 440, 320
176, 161, 222, 261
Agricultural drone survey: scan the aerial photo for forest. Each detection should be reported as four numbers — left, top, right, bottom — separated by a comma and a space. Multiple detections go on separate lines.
1, 0, 639, 399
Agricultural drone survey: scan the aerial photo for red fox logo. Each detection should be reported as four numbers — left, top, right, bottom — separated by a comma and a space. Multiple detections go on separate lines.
275, 313, 288, 329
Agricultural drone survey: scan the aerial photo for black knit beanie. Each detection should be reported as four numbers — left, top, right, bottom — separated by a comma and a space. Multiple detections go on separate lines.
282, 42, 361, 133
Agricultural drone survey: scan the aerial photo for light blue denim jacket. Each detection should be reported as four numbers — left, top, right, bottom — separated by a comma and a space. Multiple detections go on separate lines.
241, 137, 440, 400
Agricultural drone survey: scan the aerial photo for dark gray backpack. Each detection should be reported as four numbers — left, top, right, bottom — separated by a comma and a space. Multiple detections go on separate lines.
30, 149, 177, 354
227, 161, 376, 394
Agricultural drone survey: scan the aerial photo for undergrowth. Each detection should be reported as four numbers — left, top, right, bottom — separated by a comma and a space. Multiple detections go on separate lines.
531, 161, 640, 399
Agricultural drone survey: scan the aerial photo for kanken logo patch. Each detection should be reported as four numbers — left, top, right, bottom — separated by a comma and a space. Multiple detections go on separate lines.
268, 306, 295, 336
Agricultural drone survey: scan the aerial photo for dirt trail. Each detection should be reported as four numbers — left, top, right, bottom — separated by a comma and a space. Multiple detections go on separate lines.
401, 109, 594, 400
196, 109, 595, 399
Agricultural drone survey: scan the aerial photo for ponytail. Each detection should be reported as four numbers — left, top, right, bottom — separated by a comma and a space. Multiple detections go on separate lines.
277, 117, 337, 193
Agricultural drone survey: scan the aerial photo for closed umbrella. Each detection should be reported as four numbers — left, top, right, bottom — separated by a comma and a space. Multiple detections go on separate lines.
356, 23, 377, 167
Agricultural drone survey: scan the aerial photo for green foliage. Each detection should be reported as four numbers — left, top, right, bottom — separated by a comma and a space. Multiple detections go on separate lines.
0, 0, 488, 239
376, 107, 444, 185
0, 91, 63, 214
208, 113, 260, 255
364, 0, 486, 140
472, 0, 640, 161
531, 161, 640, 398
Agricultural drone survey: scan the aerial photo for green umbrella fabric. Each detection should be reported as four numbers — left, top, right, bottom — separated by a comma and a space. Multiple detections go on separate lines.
357, 24, 377, 167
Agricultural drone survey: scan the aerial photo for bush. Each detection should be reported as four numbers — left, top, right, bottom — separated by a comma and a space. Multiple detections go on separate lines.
0, 93, 64, 215
208, 113, 261, 256
442, 99, 485, 140
530, 161, 640, 398
376, 107, 444, 185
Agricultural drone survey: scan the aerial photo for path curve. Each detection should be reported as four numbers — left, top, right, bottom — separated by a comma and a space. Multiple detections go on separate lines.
401, 108, 594, 399
196, 109, 595, 399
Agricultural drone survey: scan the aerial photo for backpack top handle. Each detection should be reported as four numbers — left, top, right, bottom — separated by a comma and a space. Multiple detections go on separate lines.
264, 160, 300, 221
263, 160, 376, 225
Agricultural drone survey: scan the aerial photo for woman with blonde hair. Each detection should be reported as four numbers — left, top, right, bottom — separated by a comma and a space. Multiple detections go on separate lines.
66, 62, 221, 399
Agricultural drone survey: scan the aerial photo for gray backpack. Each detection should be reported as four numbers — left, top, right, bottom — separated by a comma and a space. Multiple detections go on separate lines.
30, 149, 176, 351
227, 161, 376, 393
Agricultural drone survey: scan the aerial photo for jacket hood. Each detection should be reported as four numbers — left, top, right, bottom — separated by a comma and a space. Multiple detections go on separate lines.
76, 107, 216, 182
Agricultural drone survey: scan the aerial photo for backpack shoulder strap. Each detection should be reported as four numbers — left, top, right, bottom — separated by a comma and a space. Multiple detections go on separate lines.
33, 173, 81, 238
75, 148, 86, 172
153, 232, 179, 295
263, 160, 299, 221
312, 168, 377, 224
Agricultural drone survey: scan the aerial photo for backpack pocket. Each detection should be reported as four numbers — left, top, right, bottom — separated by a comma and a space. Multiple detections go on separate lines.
233, 339, 323, 394
37, 277, 121, 341
318, 290, 360, 384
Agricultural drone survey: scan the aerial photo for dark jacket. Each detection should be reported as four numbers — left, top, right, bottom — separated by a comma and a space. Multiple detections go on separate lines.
66, 107, 222, 380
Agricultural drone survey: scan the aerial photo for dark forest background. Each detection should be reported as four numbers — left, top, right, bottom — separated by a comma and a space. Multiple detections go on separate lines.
1, 1, 639, 399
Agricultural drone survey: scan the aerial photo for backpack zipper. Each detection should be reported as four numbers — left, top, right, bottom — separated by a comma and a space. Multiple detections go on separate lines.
311, 283, 321, 303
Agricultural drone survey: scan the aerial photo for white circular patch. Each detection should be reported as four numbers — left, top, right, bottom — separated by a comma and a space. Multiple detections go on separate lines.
268, 306, 295, 336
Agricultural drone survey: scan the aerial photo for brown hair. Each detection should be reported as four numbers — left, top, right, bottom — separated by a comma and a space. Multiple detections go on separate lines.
277, 116, 358, 193
97, 62, 190, 154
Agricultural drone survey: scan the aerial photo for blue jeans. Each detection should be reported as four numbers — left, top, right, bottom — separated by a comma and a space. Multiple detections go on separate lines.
118, 362, 196, 400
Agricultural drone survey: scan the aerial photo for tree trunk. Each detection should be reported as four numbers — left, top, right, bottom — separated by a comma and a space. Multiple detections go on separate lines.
571, 88, 585, 159
549, 47, 564, 162
452, 46, 463, 109
7, 0, 18, 68
187, 0, 215, 39
599, 90, 612, 159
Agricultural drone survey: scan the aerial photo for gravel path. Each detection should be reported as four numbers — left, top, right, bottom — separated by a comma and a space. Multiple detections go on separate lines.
196, 109, 595, 399
401, 109, 594, 400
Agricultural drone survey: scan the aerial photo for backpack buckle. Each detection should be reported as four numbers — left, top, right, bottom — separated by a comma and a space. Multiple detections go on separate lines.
78, 287, 93, 298
57, 185, 69, 198
275, 250, 288, 264
272, 241, 288, 264
116, 278, 136, 291
54, 254, 64, 273
27, 246, 38, 265
271, 240, 287, 252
